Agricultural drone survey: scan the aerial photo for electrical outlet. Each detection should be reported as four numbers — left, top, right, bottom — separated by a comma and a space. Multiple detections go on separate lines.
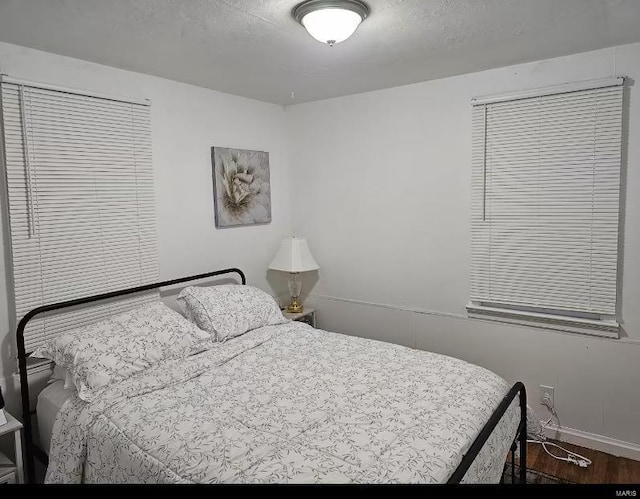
540, 385, 555, 408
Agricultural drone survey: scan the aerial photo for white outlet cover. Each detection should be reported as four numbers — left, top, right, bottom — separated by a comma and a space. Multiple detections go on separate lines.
539, 385, 555, 406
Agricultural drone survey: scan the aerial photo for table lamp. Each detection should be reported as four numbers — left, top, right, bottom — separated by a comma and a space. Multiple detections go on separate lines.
269, 236, 319, 313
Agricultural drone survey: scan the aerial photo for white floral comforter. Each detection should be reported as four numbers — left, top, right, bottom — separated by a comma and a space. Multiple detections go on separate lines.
45, 322, 520, 484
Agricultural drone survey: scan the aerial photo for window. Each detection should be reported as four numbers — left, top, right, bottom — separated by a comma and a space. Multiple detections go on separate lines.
467, 78, 624, 337
1, 76, 159, 353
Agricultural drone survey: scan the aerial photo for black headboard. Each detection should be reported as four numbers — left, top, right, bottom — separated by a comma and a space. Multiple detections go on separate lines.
15, 267, 246, 483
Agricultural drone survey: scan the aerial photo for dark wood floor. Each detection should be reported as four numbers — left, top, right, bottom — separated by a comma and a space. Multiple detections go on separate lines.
512, 439, 640, 484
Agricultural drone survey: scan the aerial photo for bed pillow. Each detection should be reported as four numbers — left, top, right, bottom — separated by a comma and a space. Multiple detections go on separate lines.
31, 301, 212, 402
49, 364, 76, 391
177, 284, 288, 342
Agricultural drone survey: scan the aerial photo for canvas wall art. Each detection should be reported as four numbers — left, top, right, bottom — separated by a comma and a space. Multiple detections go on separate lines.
211, 147, 272, 228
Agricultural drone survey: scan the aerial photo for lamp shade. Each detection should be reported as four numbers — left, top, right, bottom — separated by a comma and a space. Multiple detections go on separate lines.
269, 236, 319, 273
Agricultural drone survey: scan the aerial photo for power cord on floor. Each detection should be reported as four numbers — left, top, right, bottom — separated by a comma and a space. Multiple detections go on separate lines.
526, 395, 592, 469
527, 440, 592, 468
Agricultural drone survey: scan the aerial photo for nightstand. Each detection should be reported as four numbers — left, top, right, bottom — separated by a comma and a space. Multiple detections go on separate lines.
284, 308, 316, 328
0, 411, 24, 484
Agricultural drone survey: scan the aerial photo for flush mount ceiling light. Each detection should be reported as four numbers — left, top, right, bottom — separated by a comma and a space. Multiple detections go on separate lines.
292, 0, 369, 47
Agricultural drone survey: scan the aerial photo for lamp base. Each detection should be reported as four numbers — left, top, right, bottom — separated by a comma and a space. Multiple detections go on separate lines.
286, 297, 303, 314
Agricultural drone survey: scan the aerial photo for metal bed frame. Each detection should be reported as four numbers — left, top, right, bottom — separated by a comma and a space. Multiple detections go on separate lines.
15, 267, 526, 484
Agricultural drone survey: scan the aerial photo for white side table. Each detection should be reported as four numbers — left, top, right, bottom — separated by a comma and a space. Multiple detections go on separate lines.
283, 308, 316, 328
0, 411, 24, 484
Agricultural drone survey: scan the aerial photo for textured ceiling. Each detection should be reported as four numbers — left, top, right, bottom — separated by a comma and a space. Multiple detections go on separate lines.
0, 0, 639, 105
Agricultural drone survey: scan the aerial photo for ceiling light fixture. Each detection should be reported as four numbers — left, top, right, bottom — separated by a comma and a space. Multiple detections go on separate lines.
292, 0, 369, 47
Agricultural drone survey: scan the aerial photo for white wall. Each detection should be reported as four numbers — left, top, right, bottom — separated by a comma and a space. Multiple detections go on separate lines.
287, 43, 640, 453
0, 41, 294, 411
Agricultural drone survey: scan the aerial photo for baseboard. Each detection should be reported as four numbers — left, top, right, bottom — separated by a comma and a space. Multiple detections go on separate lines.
545, 424, 640, 461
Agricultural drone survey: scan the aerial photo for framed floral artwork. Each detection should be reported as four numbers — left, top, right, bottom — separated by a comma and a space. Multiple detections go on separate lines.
211, 147, 272, 228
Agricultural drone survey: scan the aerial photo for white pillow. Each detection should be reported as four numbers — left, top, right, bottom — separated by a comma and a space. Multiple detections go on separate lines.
31, 301, 213, 402
177, 284, 288, 342
49, 365, 76, 391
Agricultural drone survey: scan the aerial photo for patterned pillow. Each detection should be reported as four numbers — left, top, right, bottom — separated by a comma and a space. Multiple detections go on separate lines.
177, 284, 288, 342
31, 301, 212, 402
49, 364, 76, 391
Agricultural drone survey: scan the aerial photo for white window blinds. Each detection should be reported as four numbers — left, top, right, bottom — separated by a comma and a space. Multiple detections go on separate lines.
468, 78, 623, 336
1, 77, 159, 352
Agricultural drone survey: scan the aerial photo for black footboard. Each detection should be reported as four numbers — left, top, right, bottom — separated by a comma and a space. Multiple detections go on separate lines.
447, 381, 527, 484
16, 268, 246, 484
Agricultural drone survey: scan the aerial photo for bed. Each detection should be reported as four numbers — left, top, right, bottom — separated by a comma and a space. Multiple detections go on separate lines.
36, 380, 73, 456
17, 268, 527, 484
